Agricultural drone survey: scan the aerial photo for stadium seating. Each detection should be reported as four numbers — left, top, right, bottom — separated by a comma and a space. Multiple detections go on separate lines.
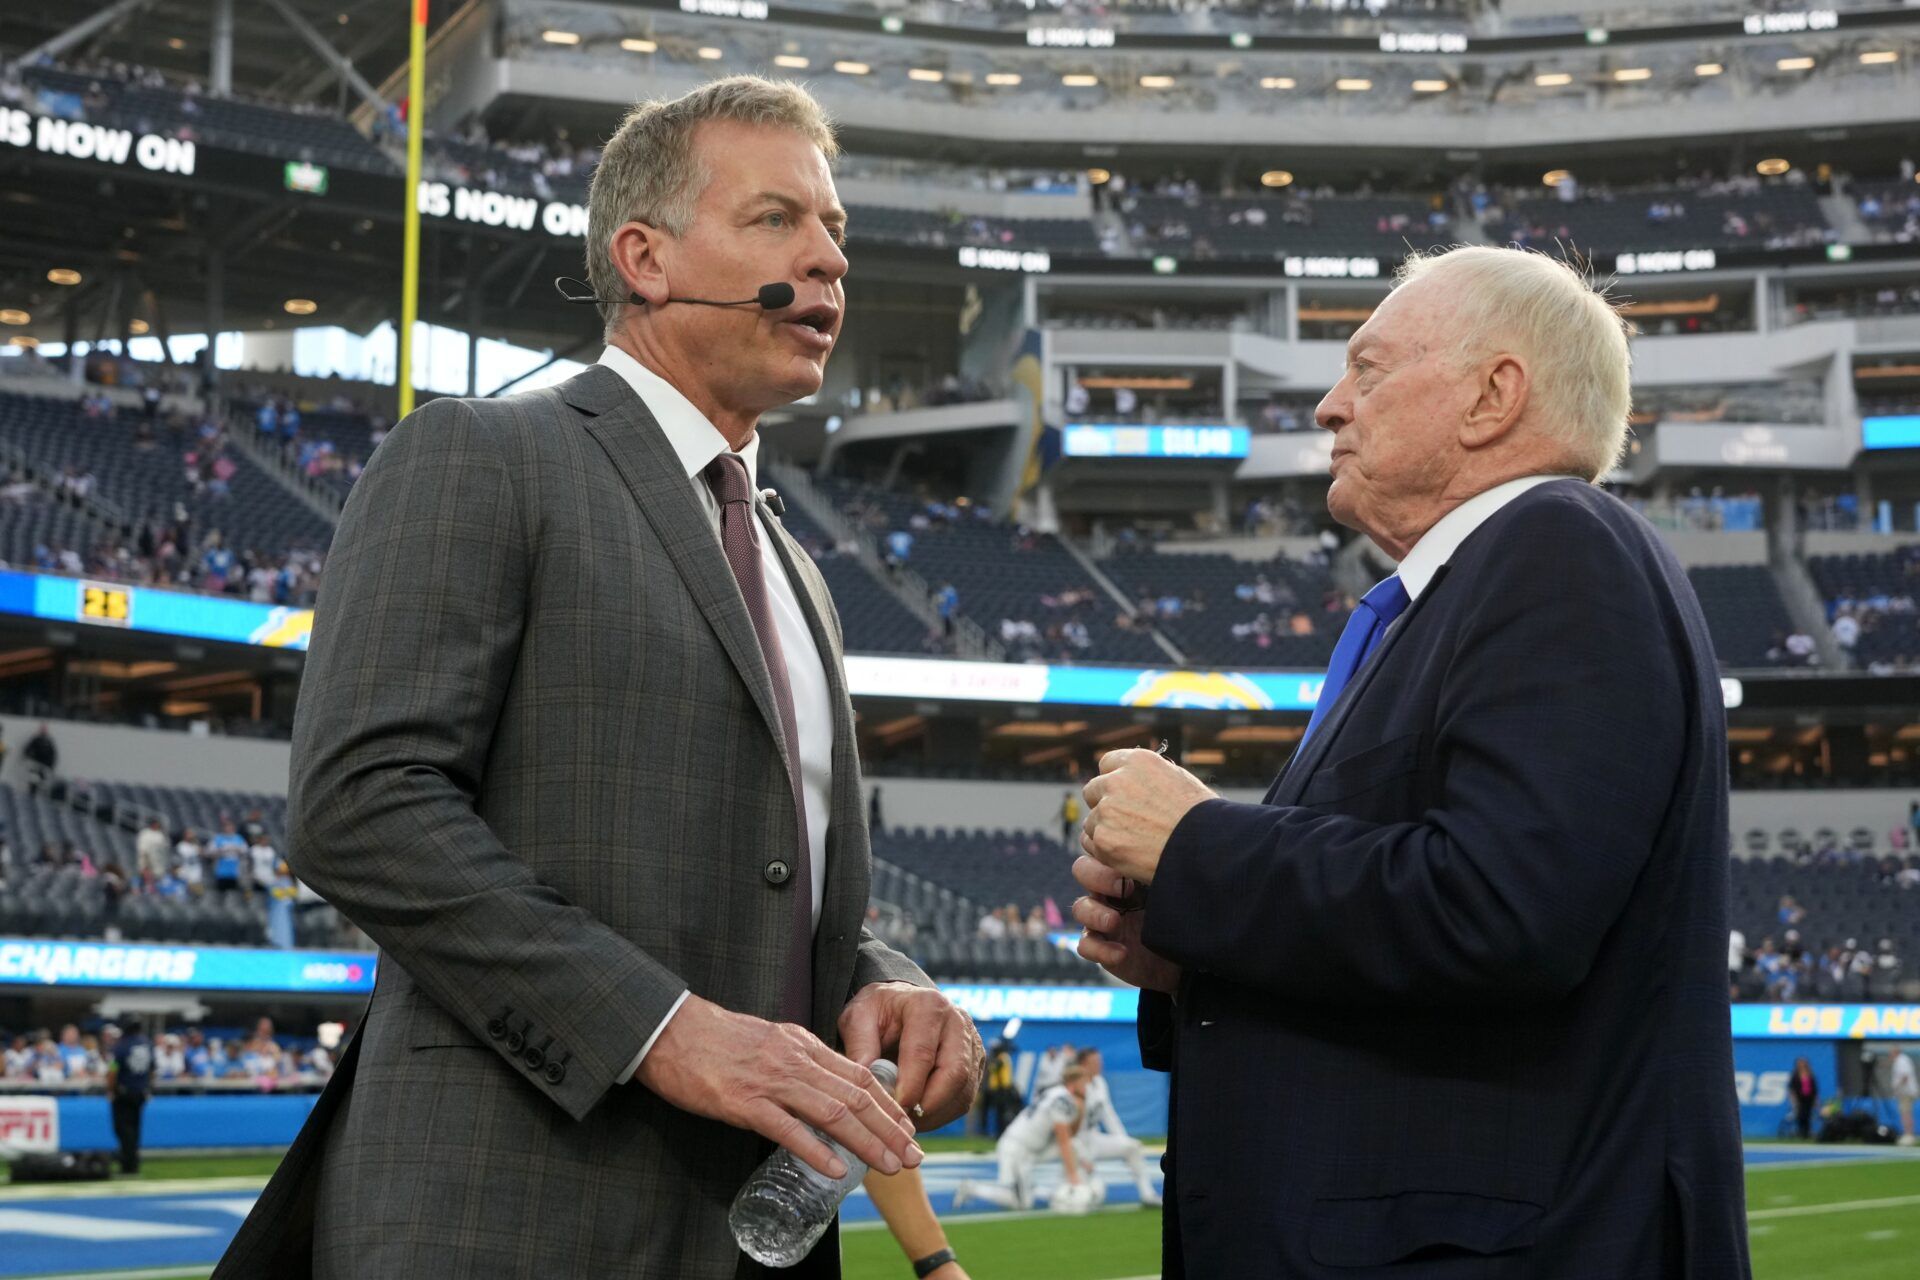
775, 499, 936, 654
1854, 180, 1920, 245
1807, 547, 1920, 668
0, 488, 121, 573
1100, 546, 1351, 667
1730, 855, 1918, 999
22, 66, 393, 174
0, 390, 334, 558
820, 477, 1169, 665
1502, 184, 1832, 255
1123, 191, 1452, 260
1687, 565, 1799, 669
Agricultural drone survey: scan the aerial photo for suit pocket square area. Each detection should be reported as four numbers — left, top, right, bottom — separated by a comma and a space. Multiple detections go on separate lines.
1308, 1188, 1544, 1269
1298, 731, 1426, 809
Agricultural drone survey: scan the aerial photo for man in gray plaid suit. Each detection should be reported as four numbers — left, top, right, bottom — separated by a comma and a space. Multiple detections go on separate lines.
215, 77, 982, 1280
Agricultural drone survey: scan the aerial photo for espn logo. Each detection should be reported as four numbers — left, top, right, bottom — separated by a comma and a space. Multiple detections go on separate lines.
0, 1098, 58, 1151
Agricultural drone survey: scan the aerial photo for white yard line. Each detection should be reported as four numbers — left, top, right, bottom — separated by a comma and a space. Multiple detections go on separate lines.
1748, 1193, 1920, 1220
0, 1175, 267, 1202
842, 1203, 1151, 1231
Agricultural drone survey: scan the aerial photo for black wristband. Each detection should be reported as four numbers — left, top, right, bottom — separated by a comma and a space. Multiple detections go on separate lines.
912, 1247, 958, 1278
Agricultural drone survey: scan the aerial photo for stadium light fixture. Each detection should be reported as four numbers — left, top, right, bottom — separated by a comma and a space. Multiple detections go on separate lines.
46, 269, 81, 286
166, 37, 186, 50
1086, 168, 1112, 184
1542, 169, 1572, 187
540, 30, 581, 45
774, 54, 809, 69
621, 38, 657, 53
1756, 158, 1792, 176
1695, 62, 1723, 76
0, 310, 30, 326
1859, 51, 1898, 65
909, 68, 945, 82
698, 47, 723, 60
1261, 170, 1294, 188
1613, 68, 1653, 82
1139, 75, 1175, 88
834, 61, 871, 75
128, 319, 150, 335
1412, 79, 1449, 92
986, 72, 1022, 85
1260, 76, 1296, 90
1335, 78, 1373, 91
1534, 72, 1573, 87
1776, 57, 1815, 71
9, 335, 37, 349
1062, 74, 1099, 87
283, 299, 318, 316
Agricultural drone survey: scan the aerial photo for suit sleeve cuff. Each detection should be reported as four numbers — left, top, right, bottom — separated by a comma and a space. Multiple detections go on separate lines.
618, 988, 691, 1085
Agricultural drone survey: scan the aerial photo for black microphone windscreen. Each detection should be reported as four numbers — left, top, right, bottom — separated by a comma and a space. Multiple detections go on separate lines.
757, 283, 796, 310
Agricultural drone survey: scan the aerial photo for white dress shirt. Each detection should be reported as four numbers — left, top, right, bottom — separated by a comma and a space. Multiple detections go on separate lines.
1393, 475, 1575, 602
599, 345, 836, 1084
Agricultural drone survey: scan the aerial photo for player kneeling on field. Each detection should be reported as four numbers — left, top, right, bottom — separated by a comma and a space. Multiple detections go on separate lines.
1069, 1047, 1162, 1208
953, 1064, 1091, 1212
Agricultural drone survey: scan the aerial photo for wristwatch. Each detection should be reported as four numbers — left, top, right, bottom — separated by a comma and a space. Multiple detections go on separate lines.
912, 1247, 958, 1278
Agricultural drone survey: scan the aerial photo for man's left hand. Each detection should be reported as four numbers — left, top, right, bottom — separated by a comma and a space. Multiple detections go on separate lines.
1081, 748, 1218, 885
840, 982, 983, 1132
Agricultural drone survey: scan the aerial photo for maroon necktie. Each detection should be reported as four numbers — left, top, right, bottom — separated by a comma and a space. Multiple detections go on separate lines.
704, 453, 813, 1024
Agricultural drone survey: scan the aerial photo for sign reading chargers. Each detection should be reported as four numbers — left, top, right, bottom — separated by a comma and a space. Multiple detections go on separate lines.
1862, 415, 1920, 451
941, 984, 1140, 1024
0, 937, 377, 994
1062, 424, 1251, 460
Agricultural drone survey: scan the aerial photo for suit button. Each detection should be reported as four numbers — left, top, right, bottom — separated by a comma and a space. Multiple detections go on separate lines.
486, 1007, 512, 1040
505, 1019, 531, 1055
524, 1035, 552, 1072
765, 859, 791, 885
545, 1055, 569, 1087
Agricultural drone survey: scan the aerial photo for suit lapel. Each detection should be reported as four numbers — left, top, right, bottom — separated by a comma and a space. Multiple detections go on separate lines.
567, 367, 794, 786
1271, 564, 1452, 806
759, 506, 868, 1028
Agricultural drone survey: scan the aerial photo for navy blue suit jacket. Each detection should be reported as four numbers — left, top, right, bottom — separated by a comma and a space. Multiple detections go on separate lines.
1141, 480, 1750, 1278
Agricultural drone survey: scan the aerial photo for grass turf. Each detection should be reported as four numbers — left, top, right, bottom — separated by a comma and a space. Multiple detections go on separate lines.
64, 1147, 1920, 1280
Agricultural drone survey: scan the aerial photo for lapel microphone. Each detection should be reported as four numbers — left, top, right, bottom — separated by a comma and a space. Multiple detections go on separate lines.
554, 277, 796, 310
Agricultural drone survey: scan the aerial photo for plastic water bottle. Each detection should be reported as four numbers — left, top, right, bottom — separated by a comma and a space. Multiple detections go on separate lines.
730, 1059, 900, 1266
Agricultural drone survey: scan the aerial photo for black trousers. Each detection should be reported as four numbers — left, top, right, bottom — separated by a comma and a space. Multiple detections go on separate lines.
111, 1093, 146, 1174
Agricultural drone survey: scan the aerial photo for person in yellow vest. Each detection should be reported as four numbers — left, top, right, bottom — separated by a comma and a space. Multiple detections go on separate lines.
1059, 791, 1082, 849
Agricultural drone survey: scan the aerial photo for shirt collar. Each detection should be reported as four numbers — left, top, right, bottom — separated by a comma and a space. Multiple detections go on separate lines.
1395, 474, 1574, 602
598, 344, 758, 489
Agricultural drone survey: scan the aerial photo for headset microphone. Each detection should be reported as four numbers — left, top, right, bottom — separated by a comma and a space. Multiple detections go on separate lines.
554, 277, 795, 310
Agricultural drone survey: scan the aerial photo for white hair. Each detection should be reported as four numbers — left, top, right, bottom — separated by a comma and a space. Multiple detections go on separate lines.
1394, 246, 1634, 481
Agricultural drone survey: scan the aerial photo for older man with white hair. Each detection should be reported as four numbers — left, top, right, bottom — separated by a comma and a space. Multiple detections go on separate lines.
214, 76, 978, 1280
1074, 246, 1750, 1277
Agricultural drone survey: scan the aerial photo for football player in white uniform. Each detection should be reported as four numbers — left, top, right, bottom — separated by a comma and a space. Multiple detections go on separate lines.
953, 1064, 1091, 1211
1071, 1048, 1162, 1208
1033, 1042, 1074, 1096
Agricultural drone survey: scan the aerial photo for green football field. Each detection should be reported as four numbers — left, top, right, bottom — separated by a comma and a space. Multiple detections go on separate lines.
116, 1146, 1919, 1280
839, 1155, 1920, 1280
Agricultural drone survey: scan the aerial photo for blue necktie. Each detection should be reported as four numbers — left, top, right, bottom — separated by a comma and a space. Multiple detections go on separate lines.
1301, 575, 1412, 747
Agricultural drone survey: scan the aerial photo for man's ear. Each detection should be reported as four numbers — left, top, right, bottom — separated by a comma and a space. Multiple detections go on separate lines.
1460, 352, 1529, 450
608, 220, 672, 308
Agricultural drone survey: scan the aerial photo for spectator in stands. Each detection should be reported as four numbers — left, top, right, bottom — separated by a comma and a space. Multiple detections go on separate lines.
3, 1034, 31, 1079
182, 1028, 211, 1079
173, 827, 205, 895
54, 1024, 90, 1078
247, 829, 280, 900
207, 819, 246, 898
1778, 894, 1807, 926
32, 1035, 63, 1083
1060, 790, 1081, 848
978, 906, 1009, 940
1789, 1057, 1819, 1138
134, 818, 169, 891
22, 721, 56, 795
1023, 906, 1048, 940
267, 857, 297, 948
868, 787, 883, 832
154, 1033, 185, 1081
1893, 1048, 1917, 1147
1728, 928, 1746, 978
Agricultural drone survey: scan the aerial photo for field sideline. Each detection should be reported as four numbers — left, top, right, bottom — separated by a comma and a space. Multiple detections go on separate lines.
2, 1144, 1915, 1279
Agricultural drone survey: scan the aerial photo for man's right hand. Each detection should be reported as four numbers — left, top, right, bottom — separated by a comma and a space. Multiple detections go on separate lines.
634, 995, 924, 1181
1072, 855, 1182, 995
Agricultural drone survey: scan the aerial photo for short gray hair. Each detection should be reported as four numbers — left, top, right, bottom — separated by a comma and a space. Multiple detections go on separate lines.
585, 76, 839, 335
1395, 246, 1634, 481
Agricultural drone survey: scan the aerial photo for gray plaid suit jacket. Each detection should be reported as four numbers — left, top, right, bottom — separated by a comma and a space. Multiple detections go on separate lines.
212, 364, 932, 1280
